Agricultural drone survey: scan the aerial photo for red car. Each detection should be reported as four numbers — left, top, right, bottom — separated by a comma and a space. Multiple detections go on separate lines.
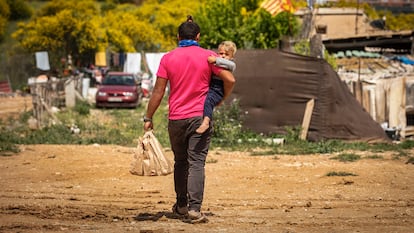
95, 72, 143, 108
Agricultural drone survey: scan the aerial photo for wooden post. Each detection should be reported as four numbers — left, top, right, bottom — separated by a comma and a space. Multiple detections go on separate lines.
353, 79, 363, 105
300, 99, 315, 140
389, 77, 406, 138
65, 78, 76, 108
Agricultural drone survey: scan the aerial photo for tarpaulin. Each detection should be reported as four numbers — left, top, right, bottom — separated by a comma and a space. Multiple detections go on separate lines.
230, 49, 389, 142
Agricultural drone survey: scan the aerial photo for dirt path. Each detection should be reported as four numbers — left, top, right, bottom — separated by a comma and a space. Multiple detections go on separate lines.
0, 96, 413, 232
0, 144, 413, 233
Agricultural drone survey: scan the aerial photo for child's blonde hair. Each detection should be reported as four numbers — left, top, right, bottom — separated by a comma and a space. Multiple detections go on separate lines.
219, 41, 237, 56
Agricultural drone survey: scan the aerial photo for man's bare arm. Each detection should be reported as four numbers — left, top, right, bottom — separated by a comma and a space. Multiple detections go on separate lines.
144, 77, 168, 131
217, 69, 236, 101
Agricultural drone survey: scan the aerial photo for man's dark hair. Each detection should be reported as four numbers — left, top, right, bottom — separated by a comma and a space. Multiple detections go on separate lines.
178, 15, 200, 40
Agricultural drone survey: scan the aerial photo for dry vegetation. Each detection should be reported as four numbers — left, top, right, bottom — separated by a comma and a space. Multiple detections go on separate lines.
0, 96, 413, 233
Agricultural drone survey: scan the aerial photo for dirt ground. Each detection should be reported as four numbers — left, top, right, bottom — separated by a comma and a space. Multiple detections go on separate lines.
0, 96, 413, 233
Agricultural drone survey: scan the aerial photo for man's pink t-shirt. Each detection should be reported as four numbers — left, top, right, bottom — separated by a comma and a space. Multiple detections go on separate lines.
157, 46, 222, 120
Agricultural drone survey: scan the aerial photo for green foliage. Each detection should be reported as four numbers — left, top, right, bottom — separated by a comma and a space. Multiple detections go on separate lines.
0, 129, 21, 155
11, 0, 205, 66
12, 0, 105, 67
324, 50, 337, 70
365, 154, 383, 159
364, 9, 414, 31
206, 158, 218, 164
331, 153, 361, 162
74, 100, 91, 116
105, 8, 166, 52
100, 1, 117, 13
398, 140, 414, 149
321, 0, 414, 31
25, 124, 82, 144
0, 0, 8, 41
2, 98, 414, 159
6, 0, 33, 20
36, 0, 98, 17
0, 0, 9, 18
211, 99, 244, 147
293, 39, 337, 69
326, 171, 357, 177
0, 16, 6, 41
133, 0, 205, 50
195, 0, 299, 49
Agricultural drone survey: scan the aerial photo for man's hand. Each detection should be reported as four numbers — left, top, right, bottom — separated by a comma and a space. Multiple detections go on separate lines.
208, 55, 216, 64
144, 121, 153, 131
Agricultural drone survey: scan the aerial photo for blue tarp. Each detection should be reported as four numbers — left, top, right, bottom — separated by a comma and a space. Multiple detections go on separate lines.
394, 56, 414, 65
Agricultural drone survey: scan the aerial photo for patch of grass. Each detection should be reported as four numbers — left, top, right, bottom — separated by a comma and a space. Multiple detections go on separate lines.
397, 140, 414, 149
406, 157, 414, 164
4, 95, 414, 158
24, 124, 82, 144
250, 150, 277, 156
365, 154, 383, 159
0, 145, 18, 156
369, 142, 400, 152
330, 153, 361, 162
211, 99, 244, 148
206, 158, 218, 164
326, 171, 357, 176
392, 150, 409, 160
74, 100, 91, 116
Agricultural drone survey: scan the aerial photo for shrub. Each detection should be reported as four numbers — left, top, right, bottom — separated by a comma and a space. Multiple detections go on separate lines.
0, 129, 20, 155
326, 171, 357, 177
74, 100, 91, 116
331, 153, 361, 162
212, 99, 244, 147
6, 0, 33, 20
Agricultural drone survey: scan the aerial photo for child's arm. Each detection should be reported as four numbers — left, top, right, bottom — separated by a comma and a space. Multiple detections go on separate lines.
208, 56, 236, 72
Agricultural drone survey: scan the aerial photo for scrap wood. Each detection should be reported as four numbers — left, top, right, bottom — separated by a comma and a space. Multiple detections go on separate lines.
300, 99, 315, 140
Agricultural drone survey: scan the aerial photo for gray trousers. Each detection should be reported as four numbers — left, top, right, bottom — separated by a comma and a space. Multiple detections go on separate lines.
168, 116, 212, 212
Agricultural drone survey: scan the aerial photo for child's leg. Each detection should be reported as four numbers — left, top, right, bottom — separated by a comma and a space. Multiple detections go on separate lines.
196, 116, 211, 134
196, 83, 223, 134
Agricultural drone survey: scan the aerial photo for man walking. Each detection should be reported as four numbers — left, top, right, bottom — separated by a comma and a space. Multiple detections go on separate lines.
143, 16, 235, 223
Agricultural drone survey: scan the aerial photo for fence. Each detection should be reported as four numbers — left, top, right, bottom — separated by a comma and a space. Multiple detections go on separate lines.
345, 76, 414, 139
28, 75, 87, 129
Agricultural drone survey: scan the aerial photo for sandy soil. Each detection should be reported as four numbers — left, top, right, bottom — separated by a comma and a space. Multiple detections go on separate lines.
0, 95, 32, 121
0, 96, 413, 233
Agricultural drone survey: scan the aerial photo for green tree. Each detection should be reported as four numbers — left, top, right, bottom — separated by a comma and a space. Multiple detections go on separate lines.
0, 0, 9, 18
0, 0, 9, 41
13, 0, 105, 67
12, 0, 206, 68
104, 5, 168, 52
195, 0, 299, 49
377, 11, 414, 31
321, 0, 414, 31
133, 0, 206, 50
6, 0, 32, 20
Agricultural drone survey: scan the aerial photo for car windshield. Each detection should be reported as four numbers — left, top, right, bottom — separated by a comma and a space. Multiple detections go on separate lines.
103, 75, 135, 86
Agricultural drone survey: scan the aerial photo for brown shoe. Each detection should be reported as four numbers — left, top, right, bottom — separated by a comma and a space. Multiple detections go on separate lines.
172, 204, 188, 217
187, 210, 208, 223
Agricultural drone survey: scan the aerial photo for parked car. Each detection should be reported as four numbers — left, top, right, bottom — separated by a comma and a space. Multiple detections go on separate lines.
95, 72, 143, 108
